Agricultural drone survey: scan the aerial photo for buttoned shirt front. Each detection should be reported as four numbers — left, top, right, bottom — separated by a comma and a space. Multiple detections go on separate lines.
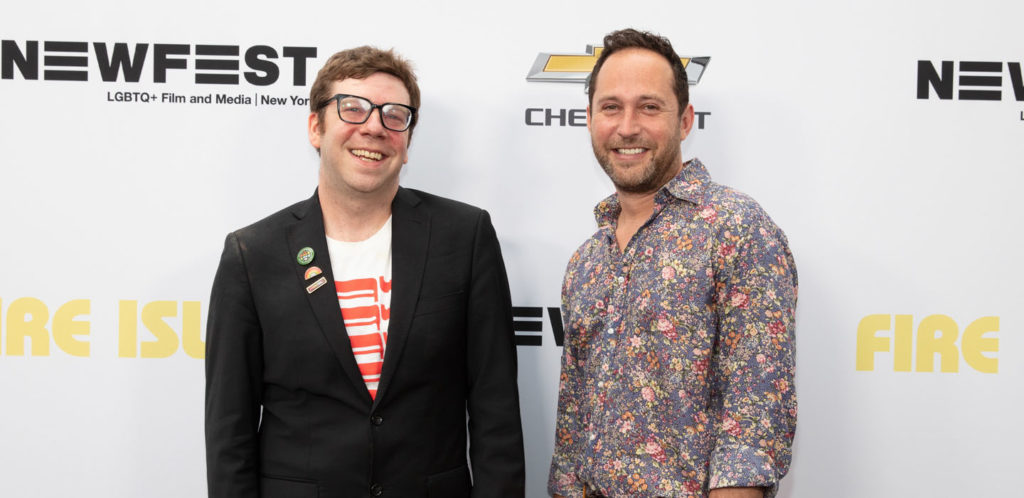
549, 159, 798, 498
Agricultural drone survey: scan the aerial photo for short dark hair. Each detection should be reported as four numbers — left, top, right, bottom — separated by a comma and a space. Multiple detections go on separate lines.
309, 46, 420, 141
587, 28, 689, 113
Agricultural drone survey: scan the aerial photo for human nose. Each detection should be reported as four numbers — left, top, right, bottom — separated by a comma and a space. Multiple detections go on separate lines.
616, 108, 641, 137
359, 106, 387, 135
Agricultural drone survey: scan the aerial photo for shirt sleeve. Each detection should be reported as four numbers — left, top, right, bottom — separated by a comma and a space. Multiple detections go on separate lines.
464, 210, 526, 497
205, 232, 264, 498
707, 202, 798, 497
548, 250, 587, 498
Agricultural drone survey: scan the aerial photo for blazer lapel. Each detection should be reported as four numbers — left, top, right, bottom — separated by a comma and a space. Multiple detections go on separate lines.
287, 191, 371, 403
374, 187, 429, 407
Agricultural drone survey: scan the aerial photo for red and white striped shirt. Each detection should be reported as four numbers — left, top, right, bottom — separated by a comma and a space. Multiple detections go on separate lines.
326, 217, 392, 399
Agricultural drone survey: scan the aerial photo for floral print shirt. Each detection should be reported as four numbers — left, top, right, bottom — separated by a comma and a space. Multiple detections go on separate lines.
549, 159, 798, 498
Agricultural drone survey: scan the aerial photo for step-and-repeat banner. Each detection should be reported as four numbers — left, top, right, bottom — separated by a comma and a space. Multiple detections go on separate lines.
2, 1, 1021, 496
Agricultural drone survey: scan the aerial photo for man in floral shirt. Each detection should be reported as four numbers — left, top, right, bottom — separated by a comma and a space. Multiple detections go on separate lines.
549, 29, 798, 498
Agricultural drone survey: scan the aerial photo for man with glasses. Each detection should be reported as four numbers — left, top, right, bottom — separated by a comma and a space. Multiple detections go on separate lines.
548, 29, 797, 497
205, 46, 525, 498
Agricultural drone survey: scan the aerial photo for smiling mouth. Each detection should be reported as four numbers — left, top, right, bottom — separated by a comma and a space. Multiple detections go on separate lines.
615, 147, 648, 156
351, 149, 384, 161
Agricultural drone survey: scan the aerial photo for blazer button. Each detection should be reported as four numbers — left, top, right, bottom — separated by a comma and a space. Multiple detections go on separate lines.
370, 483, 383, 496
371, 414, 384, 426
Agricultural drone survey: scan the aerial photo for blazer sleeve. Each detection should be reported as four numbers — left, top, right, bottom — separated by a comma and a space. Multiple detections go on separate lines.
464, 210, 526, 497
205, 232, 264, 498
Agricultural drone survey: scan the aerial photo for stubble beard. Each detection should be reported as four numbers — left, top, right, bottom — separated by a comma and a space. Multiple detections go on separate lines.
593, 139, 682, 195
319, 147, 401, 200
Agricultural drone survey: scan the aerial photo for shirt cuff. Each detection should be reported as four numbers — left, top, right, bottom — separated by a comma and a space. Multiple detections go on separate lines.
707, 442, 780, 497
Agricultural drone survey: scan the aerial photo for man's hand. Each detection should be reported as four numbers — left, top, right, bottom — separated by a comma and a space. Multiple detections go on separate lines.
709, 487, 764, 498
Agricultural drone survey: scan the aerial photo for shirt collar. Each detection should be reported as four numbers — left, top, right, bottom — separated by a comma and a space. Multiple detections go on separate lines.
664, 157, 711, 204
593, 157, 711, 230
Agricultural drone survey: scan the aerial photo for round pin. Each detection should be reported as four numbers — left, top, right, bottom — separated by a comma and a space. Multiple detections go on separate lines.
297, 247, 315, 265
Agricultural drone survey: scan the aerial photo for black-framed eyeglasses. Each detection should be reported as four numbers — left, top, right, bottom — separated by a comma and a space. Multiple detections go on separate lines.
319, 94, 417, 132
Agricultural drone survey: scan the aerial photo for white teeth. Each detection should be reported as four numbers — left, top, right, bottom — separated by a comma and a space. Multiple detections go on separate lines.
351, 149, 383, 160
617, 148, 645, 155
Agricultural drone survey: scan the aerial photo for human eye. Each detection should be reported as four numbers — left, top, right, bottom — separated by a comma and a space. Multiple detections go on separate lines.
382, 105, 410, 127
640, 103, 662, 114
383, 105, 410, 121
339, 97, 369, 116
600, 102, 621, 113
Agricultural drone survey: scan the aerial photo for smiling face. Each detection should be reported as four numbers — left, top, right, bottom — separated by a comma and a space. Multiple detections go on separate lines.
587, 48, 694, 195
309, 72, 411, 201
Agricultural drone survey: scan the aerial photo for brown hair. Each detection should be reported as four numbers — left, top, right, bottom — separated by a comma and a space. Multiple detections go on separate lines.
309, 46, 421, 140
587, 28, 689, 113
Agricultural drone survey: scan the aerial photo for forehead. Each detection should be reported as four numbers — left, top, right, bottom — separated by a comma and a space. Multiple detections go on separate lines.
330, 72, 411, 105
592, 48, 675, 102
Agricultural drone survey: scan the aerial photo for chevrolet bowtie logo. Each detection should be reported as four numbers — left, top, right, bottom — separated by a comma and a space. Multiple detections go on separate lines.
526, 45, 710, 85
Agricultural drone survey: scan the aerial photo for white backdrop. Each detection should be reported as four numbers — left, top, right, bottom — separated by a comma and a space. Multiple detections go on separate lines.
1, 1, 1021, 496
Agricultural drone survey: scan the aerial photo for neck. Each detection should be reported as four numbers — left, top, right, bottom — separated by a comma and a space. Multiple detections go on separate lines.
616, 189, 659, 224
615, 159, 684, 223
318, 184, 396, 242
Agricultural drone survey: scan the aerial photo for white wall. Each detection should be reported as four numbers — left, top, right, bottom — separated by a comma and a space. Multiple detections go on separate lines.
1, 1, 1021, 496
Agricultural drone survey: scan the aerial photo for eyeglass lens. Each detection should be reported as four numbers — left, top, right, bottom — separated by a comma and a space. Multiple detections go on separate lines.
338, 96, 412, 131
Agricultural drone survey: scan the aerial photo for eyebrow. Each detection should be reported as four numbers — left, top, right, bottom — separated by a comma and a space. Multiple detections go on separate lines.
636, 94, 669, 104
595, 94, 668, 104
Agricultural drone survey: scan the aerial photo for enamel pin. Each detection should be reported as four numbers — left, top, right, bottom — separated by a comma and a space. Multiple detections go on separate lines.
297, 247, 315, 265
306, 276, 327, 294
304, 266, 323, 280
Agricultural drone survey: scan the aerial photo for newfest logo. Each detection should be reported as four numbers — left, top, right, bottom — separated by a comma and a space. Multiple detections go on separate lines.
917, 59, 1024, 120
512, 306, 563, 346
1, 39, 318, 107
856, 314, 1000, 373
524, 45, 712, 129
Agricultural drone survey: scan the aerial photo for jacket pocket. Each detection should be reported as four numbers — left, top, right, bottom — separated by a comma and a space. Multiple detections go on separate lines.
260, 474, 318, 498
426, 465, 471, 498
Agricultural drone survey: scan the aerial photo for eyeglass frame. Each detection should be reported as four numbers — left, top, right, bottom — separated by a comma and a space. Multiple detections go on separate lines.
317, 93, 418, 132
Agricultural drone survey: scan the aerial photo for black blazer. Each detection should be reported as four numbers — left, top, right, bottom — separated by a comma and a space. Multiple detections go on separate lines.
205, 188, 525, 498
